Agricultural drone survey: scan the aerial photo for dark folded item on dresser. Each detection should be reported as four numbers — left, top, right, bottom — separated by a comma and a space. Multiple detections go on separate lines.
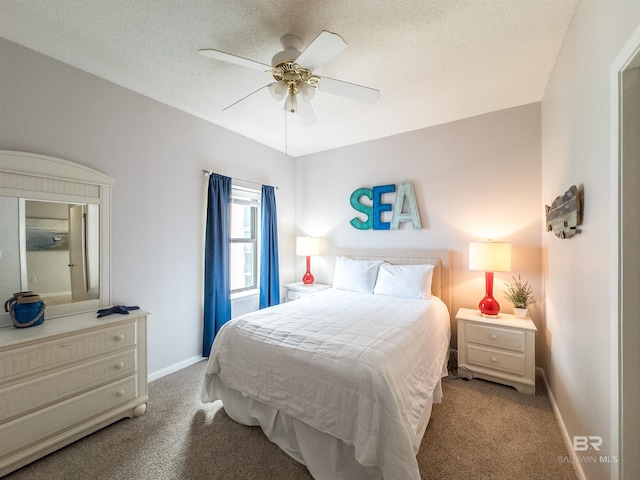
97, 305, 140, 318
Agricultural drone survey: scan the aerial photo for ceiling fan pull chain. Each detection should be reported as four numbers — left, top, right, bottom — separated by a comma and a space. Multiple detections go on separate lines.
284, 108, 288, 157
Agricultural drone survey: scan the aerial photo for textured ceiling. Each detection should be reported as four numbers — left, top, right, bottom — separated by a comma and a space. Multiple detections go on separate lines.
0, 0, 577, 157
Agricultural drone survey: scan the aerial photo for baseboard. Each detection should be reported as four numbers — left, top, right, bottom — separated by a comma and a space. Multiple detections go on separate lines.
537, 367, 586, 480
148, 355, 204, 382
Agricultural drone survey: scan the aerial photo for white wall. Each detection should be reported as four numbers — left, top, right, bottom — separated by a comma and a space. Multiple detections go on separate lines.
541, 1, 640, 479
26, 251, 71, 294
0, 38, 297, 379
295, 103, 543, 352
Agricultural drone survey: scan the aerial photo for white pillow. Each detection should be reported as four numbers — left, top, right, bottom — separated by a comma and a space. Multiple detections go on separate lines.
333, 256, 383, 293
373, 263, 435, 299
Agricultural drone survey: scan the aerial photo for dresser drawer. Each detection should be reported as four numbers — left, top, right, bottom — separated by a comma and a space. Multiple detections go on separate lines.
0, 322, 136, 383
466, 322, 525, 352
0, 375, 137, 459
0, 349, 136, 422
467, 344, 526, 376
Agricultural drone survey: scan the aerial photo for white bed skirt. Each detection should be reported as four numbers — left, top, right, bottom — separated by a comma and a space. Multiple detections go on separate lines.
210, 373, 444, 480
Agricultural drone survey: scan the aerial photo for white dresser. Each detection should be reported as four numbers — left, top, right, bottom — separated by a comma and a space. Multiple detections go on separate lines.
0, 310, 148, 476
456, 307, 536, 395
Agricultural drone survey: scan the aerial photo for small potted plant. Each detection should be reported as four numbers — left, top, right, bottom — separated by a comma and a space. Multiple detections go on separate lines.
504, 275, 536, 319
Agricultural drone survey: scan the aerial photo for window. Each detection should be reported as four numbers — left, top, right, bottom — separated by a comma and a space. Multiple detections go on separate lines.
229, 186, 259, 293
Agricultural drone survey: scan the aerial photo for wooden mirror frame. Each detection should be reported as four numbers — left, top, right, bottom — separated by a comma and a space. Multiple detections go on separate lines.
0, 150, 113, 326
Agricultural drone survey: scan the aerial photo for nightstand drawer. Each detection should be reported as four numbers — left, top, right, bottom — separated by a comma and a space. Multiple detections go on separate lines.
283, 283, 331, 302
287, 290, 310, 301
467, 344, 526, 376
466, 323, 525, 352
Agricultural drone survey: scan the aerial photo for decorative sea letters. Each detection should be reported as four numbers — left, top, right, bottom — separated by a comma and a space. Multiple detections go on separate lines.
350, 182, 422, 230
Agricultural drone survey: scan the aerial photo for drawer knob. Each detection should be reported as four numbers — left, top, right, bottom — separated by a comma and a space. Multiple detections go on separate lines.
116, 390, 125, 397
115, 362, 125, 370
490, 334, 498, 340
490, 357, 498, 363
115, 334, 125, 341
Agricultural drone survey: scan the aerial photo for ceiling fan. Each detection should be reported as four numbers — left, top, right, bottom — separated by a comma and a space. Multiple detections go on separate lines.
198, 31, 380, 125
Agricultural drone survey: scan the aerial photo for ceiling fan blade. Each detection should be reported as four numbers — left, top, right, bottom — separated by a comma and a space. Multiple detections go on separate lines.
318, 76, 380, 104
199, 49, 270, 71
222, 84, 270, 112
296, 97, 317, 126
295, 31, 347, 71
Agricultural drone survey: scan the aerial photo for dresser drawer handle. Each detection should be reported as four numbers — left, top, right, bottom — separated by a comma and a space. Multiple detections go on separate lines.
490, 357, 498, 363
115, 362, 125, 370
116, 390, 125, 397
115, 334, 125, 341
490, 334, 498, 340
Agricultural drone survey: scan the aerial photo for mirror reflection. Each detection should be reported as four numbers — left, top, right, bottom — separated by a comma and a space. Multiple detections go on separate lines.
21, 200, 99, 306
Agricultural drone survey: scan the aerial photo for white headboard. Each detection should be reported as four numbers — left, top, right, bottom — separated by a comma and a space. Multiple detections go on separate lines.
335, 248, 452, 313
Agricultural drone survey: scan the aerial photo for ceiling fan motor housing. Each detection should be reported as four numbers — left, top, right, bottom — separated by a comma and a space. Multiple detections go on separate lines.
270, 34, 304, 65
271, 49, 300, 66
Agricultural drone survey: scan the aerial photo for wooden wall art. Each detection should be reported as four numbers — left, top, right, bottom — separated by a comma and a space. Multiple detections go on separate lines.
545, 185, 582, 239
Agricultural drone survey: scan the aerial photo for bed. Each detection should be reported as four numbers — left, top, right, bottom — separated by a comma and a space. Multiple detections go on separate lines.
201, 249, 452, 480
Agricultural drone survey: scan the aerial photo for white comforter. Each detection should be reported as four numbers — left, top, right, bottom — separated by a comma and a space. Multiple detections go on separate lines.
201, 289, 451, 480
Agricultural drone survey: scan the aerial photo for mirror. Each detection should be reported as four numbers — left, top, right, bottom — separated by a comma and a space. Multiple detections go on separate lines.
20, 200, 100, 305
0, 198, 99, 308
0, 150, 112, 325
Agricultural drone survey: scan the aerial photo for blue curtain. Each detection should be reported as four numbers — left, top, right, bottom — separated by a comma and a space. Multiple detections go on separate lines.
259, 185, 280, 308
202, 173, 231, 357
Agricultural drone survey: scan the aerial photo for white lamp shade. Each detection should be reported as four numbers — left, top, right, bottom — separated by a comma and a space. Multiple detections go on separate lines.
296, 236, 320, 256
469, 242, 511, 272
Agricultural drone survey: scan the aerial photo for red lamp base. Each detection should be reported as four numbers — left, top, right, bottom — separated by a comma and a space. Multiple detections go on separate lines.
478, 271, 500, 317
302, 255, 314, 285
478, 296, 500, 317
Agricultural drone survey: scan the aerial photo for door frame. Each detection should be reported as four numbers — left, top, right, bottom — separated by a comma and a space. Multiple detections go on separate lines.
610, 23, 640, 480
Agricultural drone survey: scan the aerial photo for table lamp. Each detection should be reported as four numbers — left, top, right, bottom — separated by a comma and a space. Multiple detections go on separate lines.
296, 236, 320, 285
469, 241, 512, 317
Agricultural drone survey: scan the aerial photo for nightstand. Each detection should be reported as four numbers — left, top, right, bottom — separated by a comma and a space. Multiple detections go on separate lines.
456, 307, 537, 395
283, 282, 331, 302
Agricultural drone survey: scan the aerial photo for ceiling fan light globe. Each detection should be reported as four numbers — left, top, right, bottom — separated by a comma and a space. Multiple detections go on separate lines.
269, 81, 287, 100
298, 82, 316, 102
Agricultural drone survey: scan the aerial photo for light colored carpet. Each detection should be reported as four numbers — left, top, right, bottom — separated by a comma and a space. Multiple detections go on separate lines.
5, 361, 577, 479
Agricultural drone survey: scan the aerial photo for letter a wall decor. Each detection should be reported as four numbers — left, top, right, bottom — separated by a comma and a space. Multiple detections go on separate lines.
349, 181, 422, 230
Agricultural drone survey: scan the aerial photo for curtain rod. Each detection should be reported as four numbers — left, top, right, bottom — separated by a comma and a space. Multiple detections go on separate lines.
201, 170, 279, 189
